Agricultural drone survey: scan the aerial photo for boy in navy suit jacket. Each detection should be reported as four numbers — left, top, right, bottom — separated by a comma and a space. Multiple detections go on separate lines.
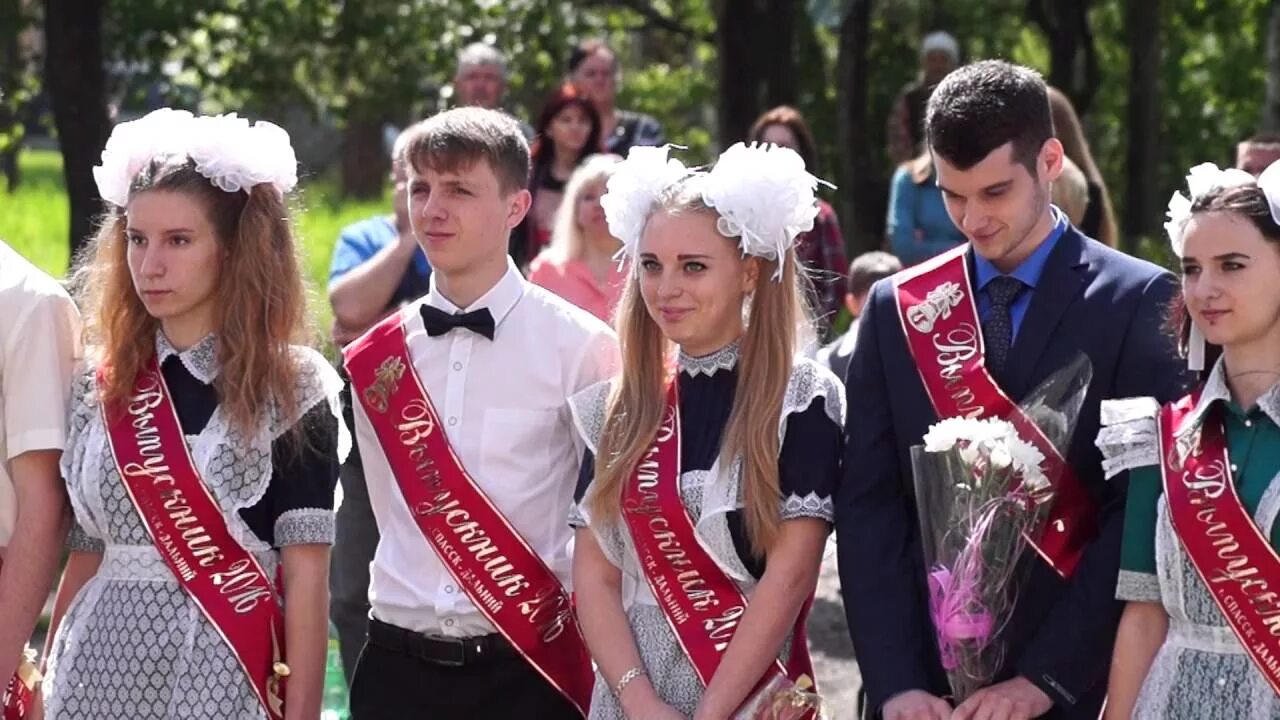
837, 60, 1189, 720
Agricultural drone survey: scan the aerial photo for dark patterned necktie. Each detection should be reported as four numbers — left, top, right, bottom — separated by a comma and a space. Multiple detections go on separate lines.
982, 276, 1026, 375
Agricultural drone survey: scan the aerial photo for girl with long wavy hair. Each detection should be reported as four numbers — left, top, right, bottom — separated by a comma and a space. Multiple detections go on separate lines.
41, 110, 347, 720
568, 144, 846, 719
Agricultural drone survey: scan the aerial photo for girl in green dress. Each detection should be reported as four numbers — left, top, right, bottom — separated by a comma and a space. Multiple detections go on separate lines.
1099, 162, 1280, 718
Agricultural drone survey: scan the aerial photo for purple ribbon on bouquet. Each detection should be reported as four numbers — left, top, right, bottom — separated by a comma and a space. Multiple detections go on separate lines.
927, 566, 994, 670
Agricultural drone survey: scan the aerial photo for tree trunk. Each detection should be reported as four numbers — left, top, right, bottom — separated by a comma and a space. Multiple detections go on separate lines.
44, 0, 110, 261
1263, 0, 1280, 131
0, 0, 22, 192
1123, 0, 1160, 248
836, 0, 879, 255
340, 116, 386, 200
1028, 0, 1100, 114
716, 0, 763, 145
763, 0, 798, 110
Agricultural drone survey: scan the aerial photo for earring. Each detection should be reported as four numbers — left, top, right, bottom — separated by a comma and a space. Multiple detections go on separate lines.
1187, 322, 1206, 372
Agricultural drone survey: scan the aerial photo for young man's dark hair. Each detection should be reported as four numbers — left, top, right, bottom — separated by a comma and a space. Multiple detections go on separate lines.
847, 251, 902, 299
401, 107, 530, 195
925, 59, 1053, 174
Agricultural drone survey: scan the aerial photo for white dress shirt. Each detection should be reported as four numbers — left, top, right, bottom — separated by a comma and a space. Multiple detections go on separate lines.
355, 258, 619, 637
0, 241, 81, 550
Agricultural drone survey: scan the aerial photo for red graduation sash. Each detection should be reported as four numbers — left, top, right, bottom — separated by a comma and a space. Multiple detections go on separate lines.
343, 314, 592, 717
893, 246, 1096, 578
100, 359, 286, 719
1160, 391, 1280, 695
620, 382, 814, 694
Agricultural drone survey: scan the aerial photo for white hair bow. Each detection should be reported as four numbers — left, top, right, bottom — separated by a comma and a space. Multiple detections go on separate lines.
93, 108, 299, 208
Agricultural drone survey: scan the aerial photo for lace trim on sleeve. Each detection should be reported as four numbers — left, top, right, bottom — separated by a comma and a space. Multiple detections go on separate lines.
779, 492, 835, 523
67, 520, 105, 553
1117, 569, 1162, 603
568, 380, 613, 455
274, 507, 336, 546
1097, 397, 1161, 480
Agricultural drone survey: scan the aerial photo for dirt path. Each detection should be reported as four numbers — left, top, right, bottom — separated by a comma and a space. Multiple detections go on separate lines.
808, 537, 861, 719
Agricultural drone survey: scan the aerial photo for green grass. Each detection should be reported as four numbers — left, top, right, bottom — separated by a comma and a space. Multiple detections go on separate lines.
0, 148, 390, 343
0, 149, 71, 273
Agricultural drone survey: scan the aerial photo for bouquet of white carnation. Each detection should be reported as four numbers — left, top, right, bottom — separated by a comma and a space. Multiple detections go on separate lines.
910, 353, 1092, 702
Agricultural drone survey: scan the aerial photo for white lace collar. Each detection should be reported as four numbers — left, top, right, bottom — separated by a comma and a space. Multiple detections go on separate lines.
1181, 356, 1280, 432
155, 330, 220, 385
678, 339, 741, 377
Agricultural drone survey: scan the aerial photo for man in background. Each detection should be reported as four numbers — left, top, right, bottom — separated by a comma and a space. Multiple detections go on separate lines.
326, 128, 430, 679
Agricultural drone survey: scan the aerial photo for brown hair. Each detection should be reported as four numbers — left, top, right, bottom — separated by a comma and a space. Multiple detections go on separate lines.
76, 156, 310, 436
1168, 184, 1280, 378
401, 107, 530, 194
530, 83, 603, 192
748, 106, 821, 173
926, 60, 1052, 174
588, 176, 809, 557
1047, 86, 1119, 247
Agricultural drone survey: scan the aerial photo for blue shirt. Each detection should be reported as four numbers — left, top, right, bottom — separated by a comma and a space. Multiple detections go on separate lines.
973, 209, 1068, 341
328, 215, 431, 307
886, 165, 967, 266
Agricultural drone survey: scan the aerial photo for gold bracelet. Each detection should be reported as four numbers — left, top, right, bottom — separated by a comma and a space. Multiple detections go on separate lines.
613, 666, 647, 697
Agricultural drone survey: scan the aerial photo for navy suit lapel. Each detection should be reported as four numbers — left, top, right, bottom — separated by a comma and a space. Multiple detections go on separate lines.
999, 227, 1091, 399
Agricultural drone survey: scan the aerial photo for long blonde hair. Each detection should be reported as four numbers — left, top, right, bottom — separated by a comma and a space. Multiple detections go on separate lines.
544, 153, 622, 264
588, 178, 811, 558
75, 156, 312, 436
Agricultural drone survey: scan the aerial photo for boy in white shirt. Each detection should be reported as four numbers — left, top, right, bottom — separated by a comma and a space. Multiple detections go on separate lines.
0, 241, 81, 710
343, 108, 617, 719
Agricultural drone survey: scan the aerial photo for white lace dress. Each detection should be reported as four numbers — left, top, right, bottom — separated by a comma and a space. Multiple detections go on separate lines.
42, 333, 349, 720
567, 343, 846, 719
1098, 361, 1280, 719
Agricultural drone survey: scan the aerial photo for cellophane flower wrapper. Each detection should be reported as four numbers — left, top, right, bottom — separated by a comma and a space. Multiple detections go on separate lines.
910, 353, 1092, 702
732, 673, 825, 720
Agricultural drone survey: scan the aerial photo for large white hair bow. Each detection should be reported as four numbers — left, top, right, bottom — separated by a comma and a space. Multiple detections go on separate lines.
1165, 162, 1280, 255
601, 142, 831, 281
93, 108, 299, 208
702, 142, 829, 279
600, 145, 691, 260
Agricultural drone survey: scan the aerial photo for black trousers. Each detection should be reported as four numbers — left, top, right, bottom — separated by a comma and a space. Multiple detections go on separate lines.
349, 628, 581, 720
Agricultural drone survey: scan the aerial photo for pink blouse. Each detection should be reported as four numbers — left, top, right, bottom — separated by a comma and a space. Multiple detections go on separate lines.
528, 254, 628, 324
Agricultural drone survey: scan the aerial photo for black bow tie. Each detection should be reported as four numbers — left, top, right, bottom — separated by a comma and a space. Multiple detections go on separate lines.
420, 304, 496, 340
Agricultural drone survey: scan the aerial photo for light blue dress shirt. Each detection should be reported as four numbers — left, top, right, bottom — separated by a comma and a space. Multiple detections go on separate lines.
972, 209, 1068, 342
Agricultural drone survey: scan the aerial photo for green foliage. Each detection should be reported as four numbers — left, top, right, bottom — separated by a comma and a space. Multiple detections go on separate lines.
0, 150, 69, 272
0, 0, 39, 168
0, 149, 384, 340
12, 0, 1280, 267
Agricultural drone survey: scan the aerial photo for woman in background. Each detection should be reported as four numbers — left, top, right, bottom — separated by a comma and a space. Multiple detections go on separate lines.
885, 151, 966, 266
748, 106, 848, 334
529, 154, 627, 323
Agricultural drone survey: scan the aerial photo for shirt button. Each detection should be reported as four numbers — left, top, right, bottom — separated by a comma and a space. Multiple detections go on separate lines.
452, 362, 463, 371
1231, 464, 1239, 473
1245, 419, 1254, 427
445, 585, 455, 593
444, 618, 455, 627
448, 417, 457, 426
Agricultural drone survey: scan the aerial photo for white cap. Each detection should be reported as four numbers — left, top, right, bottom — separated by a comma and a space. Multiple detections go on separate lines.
921, 31, 960, 61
